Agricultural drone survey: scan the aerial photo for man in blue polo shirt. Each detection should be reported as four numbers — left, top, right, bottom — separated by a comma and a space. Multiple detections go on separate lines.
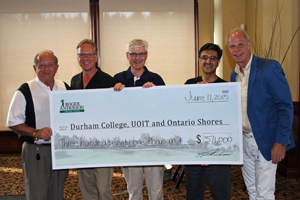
114, 39, 165, 200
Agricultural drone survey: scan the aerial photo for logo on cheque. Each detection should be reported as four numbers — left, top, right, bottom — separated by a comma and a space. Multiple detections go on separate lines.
60, 99, 84, 113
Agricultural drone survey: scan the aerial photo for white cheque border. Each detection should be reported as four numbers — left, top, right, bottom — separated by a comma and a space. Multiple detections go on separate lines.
50, 83, 243, 169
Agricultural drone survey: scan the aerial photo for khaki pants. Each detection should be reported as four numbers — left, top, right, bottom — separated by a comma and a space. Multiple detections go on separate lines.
77, 167, 113, 200
122, 166, 164, 200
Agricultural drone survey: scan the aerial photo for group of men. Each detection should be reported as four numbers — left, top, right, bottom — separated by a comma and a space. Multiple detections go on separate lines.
6, 28, 295, 200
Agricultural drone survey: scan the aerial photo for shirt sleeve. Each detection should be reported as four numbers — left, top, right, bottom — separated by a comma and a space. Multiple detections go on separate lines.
6, 91, 26, 127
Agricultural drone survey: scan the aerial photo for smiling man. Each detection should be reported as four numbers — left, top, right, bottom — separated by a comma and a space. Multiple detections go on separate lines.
184, 43, 231, 200
6, 50, 69, 200
113, 39, 165, 200
227, 28, 295, 200
114, 39, 165, 88
70, 39, 116, 200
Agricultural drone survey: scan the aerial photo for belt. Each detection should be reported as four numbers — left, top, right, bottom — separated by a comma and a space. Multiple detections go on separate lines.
25, 141, 51, 145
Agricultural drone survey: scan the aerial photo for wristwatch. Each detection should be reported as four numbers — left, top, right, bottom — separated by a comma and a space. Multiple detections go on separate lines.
279, 143, 287, 147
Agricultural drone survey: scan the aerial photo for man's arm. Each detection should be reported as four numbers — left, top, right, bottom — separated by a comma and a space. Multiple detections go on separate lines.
271, 143, 286, 164
142, 82, 155, 88
268, 61, 293, 144
113, 81, 154, 90
9, 124, 52, 141
7, 90, 52, 141
113, 83, 125, 91
267, 61, 293, 163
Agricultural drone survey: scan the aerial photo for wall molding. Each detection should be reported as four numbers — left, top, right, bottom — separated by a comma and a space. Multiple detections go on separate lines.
0, 131, 23, 154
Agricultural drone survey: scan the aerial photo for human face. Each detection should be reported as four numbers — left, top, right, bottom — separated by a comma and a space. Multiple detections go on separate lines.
227, 31, 251, 68
33, 52, 58, 87
199, 50, 220, 75
126, 46, 148, 72
77, 43, 97, 72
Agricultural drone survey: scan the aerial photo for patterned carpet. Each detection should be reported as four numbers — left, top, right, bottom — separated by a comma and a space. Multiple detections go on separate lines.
0, 154, 300, 199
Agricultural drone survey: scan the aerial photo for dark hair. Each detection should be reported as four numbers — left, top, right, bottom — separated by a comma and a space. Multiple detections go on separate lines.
199, 43, 223, 60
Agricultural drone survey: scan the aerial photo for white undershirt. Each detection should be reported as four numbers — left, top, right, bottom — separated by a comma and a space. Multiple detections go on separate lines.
234, 54, 253, 133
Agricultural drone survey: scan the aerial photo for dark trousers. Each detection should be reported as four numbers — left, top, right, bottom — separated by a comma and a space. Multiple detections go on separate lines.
185, 165, 231, 200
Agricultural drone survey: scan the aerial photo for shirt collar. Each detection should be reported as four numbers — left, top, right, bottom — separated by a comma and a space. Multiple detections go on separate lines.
35, 77, 57, 90
126, 66, 149, 80
234, 54, 253, 74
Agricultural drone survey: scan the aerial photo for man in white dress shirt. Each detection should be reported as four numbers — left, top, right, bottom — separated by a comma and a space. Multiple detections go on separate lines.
6, 50, 69, 200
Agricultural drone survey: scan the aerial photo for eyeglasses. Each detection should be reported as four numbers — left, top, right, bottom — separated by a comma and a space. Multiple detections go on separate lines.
38, 62, 56, 70
78, 53, 96, 58
199, 55, 219, 61
128, 52, 147, 58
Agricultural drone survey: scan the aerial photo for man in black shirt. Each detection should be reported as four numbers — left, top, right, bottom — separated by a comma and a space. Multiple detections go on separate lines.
71, 39, 115, 200
184, 43, 231, 200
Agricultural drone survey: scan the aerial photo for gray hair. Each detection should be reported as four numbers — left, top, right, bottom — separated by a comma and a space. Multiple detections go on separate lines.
126, 39, 148, 53
76, 39, 98, 53
34, 50, 57, 66
225, 28, 251, 46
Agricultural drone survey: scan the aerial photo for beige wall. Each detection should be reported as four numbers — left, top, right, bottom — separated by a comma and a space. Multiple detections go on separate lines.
245, 0, 299, 101
199, 0, 300, 100
0, 0, 90, 130
198, 0, 214, 46
222, 0, 246, 82
198, 0, 245, 81
197, 0, 214, 76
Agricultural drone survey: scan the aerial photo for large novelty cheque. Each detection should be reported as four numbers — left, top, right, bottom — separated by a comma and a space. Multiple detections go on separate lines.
50, 83, 242, 169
